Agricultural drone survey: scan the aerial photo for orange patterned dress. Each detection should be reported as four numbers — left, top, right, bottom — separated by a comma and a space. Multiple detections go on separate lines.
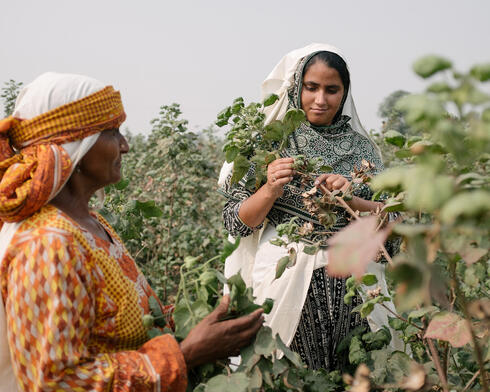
0, 205, 187, 391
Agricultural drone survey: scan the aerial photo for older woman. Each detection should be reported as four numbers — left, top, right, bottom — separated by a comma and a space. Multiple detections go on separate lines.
219, 43, 402, 371
0, 73, 263, 391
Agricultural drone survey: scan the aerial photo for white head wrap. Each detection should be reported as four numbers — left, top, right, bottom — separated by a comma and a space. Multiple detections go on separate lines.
219, 43, 380, 186
0, 72, 105, 391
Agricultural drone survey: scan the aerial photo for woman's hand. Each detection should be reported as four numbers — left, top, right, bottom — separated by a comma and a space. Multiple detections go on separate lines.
314, 173, 350, 193
265, 157, 295, 199
179, 296, 264, 369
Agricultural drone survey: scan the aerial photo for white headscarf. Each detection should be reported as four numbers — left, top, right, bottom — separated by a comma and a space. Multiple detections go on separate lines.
0, 72, 105, 391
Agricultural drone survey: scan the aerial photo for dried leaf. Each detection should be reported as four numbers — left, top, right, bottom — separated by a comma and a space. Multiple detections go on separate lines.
424, 311, 472, 347
327, 216, 390, 279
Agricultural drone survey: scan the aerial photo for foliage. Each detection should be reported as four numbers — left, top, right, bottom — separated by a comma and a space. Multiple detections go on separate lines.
378, 89, 411, 135
1, 79, 23, 117
3, 52, 486, 391
101, 104, 225, 302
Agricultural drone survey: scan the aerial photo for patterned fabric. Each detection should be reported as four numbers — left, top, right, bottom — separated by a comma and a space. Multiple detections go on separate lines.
0, 205, 187, 391
0, 86, 126, 223
289, 269, 368, 370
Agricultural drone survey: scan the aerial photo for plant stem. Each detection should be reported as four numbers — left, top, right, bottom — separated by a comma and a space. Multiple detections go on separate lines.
448, 257, 488, 391
426, 338, 449, 392
462, 370, 481, 392
380, 303, 423, 331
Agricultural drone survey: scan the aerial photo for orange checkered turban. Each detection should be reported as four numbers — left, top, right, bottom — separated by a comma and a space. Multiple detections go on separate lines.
0, 73, 126, 223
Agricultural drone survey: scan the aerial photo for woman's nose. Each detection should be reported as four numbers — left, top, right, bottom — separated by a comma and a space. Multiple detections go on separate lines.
119, 135, 130, 154
314, 91, 327, 105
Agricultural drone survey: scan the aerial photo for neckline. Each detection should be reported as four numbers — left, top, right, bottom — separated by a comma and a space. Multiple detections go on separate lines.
48, 204, 115, 244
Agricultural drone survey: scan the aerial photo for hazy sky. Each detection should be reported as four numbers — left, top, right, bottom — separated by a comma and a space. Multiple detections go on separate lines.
1, 1, 489, 135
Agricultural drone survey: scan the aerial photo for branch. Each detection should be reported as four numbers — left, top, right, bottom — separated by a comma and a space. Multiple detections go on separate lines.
426, 338, 449, 392
380, 303, 424, 331
462, 370, 481, 392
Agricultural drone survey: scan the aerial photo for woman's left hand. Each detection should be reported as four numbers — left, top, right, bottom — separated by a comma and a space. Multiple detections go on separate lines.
314, 173, 350, 193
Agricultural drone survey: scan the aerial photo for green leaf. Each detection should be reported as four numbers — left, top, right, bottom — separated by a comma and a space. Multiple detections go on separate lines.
394, 149, 413, 159
319, 164, 333, 173
174, 299, 211, 340
220, 236, 241, 262
384, 130, 406, 148
261, 298, 274, 314
408, 306, 439, 321
264, 121, 284, 142
147, 327, 162, 339
382, 201, 405, 212
360, 301, 375, 318
371, 166, 406, 192
231, 154, 250, 184
276, 333, 303, 367
114, 178, 129, 190
148, 296, 166, 327
275, 256, 290, 280
362, 327, 391, 350
135, 200, 162, 218
348, 336, 368, 365
282, 109, 306, 136
440, 190, 490, 223
239, 344, 260, 372
263, 93, 279, 107
403, 168, 454, 212
426, 81, 453, 94
470, 63, 490, 82
272, 358, 289, 376
224, 146, 239, 163
227, 272, 246, 294
205, 373, 250, 392
413, 55, 452, 78
254, 327, 276, 356
249, 365, 262, 390
386, 352, 414, 382
303, 245, 319, 255
361, 274, 378, 286
388, 316, 406, 331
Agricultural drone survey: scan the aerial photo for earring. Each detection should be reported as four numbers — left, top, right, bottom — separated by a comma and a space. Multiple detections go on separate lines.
76, 165, 81, 173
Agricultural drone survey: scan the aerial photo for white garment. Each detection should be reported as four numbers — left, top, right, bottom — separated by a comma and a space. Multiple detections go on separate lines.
221, 43, 403, 352
0, 72, 105, 392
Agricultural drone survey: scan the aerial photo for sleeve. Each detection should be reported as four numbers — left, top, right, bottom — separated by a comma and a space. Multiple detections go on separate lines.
5, 231, 187, 392
220, 165, 262, 238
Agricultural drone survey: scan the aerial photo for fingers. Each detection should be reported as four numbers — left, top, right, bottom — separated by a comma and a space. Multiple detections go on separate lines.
208, 295, 230, 322
315, 174, 350, 191
224, 308, 264, 334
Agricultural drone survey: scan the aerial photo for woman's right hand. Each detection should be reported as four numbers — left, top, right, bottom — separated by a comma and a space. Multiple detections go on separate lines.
264, 157, 295, 199
179, 296, 264, 369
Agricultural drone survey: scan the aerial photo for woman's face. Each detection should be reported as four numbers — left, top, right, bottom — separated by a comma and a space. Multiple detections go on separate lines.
300, 61, 345, 126
79, 128, 129, 187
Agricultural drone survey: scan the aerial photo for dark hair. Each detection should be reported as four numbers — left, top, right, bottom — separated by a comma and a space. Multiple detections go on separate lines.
303, 51, 350, 123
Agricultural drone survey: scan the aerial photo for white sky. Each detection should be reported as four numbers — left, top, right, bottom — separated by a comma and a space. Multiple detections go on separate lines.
1, 1, 489, 135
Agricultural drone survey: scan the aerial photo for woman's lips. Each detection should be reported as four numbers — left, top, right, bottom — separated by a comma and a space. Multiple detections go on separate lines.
310, 108, 327, 114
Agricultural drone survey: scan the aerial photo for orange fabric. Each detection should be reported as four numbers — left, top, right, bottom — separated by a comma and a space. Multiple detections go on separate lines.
0, 205, 187, 391
0, 87, 126, 224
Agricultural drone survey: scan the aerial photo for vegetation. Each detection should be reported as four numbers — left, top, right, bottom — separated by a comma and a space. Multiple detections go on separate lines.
1, 54, 488, 391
